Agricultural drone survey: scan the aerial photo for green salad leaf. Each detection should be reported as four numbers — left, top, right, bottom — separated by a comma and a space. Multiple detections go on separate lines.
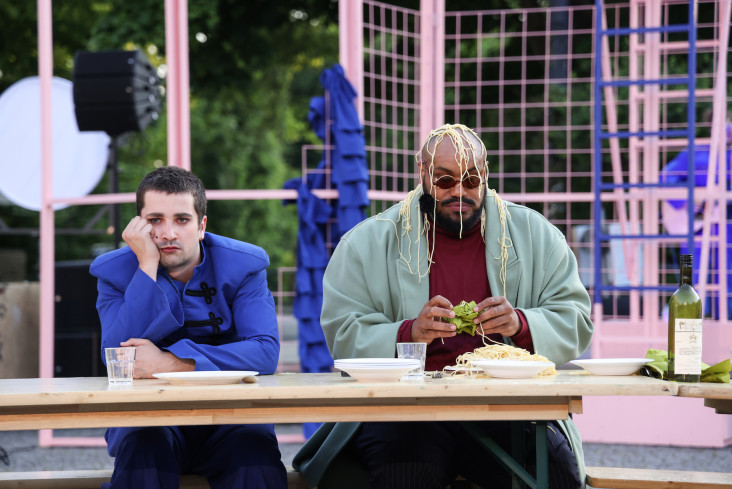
642, 349, 731, 383
448, 300, 479, 336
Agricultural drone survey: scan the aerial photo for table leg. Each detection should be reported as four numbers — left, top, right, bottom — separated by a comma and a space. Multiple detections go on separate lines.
535, 421, 548, 489
460, 421, 550, 489
461, 422, 537, 489
511, 421, 526, 489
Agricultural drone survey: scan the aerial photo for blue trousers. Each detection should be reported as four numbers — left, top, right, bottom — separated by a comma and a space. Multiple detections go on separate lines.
102, 424, 287, 489
350, 421, 580, 489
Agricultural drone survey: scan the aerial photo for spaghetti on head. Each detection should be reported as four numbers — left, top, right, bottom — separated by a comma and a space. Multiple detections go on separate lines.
376, 124, 514, 292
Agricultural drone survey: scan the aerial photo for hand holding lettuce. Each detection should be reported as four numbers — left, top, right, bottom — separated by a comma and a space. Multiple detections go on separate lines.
448, 300, 479, 336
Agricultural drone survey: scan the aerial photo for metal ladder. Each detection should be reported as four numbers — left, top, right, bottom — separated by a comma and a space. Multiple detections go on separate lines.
592, 0, 699, 321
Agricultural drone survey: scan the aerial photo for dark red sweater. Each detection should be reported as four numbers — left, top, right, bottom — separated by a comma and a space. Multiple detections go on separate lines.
397, 221, 533, 370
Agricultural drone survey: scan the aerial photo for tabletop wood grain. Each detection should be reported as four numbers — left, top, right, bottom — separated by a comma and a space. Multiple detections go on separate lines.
0, 372, 678, 407
0, 372, 687, 431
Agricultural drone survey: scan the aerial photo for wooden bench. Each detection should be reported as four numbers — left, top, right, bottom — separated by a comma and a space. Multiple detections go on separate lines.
4, 466, 731, 489
585, 466, 732, 489
0, 468, 310, 489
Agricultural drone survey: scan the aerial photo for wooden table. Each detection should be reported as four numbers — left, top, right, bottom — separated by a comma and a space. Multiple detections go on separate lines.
0, 372, 700, 489
0, 372, 678, 432
0, 374, 728, 488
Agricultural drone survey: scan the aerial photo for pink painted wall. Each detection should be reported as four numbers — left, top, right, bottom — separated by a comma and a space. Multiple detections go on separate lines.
591, 320, 732, 365
575, 396, 732, 448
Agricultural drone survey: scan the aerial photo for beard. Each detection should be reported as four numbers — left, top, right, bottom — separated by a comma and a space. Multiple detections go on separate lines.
419, 189, 482, 235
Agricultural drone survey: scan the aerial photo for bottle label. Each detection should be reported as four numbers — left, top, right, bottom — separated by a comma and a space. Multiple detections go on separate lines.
674, 318, 703, 375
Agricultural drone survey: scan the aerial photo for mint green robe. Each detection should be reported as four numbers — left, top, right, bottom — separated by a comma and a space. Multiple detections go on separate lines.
294, 188, 593, 488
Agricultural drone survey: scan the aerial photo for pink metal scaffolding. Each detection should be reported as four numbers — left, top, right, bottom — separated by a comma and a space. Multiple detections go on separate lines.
341, 0, 732, 446
582, 1, 730, 446
34, 0, 731, 447
343, 0, 730, 343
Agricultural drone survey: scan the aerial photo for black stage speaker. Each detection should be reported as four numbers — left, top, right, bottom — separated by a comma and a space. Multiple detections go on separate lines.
54, 260, 104, 377
73, 50, 162, 136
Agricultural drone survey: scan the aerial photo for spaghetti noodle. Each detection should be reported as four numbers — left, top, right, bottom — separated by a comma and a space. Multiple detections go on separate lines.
452, 341, 557, 376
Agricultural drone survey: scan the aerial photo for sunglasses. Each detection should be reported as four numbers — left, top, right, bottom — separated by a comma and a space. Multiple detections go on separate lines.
431, 174, 482, 190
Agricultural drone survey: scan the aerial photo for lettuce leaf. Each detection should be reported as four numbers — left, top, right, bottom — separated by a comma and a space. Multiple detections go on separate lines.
448, 300, 479, 336
642, 349, 730, 383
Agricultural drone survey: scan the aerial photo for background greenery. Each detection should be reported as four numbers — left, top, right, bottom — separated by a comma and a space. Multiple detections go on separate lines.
0, 0, 341, 283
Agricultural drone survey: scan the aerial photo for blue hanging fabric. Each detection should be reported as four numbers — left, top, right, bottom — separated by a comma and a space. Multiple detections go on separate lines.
319, 64, 369, 238
281, 179, 332, 377
283, 64, 369, 439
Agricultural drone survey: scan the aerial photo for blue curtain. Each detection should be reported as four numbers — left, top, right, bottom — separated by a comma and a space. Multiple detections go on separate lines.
283, 64, 369, 437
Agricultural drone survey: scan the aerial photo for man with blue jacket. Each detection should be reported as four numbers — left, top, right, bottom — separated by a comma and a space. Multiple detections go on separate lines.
90, 166, 287, 489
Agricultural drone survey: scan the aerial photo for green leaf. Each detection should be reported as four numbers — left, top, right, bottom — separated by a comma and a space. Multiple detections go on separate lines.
642, 349, 731, 383
701, 359, 731, 384
450, 300, 479, 336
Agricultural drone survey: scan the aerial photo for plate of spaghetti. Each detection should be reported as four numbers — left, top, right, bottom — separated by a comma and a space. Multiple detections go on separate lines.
471, 359, 555, 378
450, 341, 558, 378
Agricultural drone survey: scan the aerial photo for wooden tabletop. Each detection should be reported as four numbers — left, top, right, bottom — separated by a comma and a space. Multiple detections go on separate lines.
675, 381, 732, 414
675, 381, 732, 399
0, 371, 678, 405
0, 372, 680, 431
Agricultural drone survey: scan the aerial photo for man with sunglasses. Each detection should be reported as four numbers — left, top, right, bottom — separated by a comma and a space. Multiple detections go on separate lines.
294, 124, 593, 488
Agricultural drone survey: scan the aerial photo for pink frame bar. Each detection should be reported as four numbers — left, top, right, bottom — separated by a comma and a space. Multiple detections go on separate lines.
339, 0, 364, 121
697, 0, 731, 319
37, 0, 55, 448
165, 0, 191, 169
419, 0, 445, 143
53, 189, 407, 207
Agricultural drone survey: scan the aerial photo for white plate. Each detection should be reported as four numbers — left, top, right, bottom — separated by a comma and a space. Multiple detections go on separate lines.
334, 358, 420, 367
153, 371, 259, 385
334, 365, 419, 382
471, 360, 555, 379
570, 358, 651, 376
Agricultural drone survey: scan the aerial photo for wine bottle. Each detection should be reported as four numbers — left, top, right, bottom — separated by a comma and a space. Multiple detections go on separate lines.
667, 253, 703, 382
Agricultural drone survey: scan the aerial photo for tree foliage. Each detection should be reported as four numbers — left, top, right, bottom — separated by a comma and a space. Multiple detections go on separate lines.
0, 0, 339, 281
